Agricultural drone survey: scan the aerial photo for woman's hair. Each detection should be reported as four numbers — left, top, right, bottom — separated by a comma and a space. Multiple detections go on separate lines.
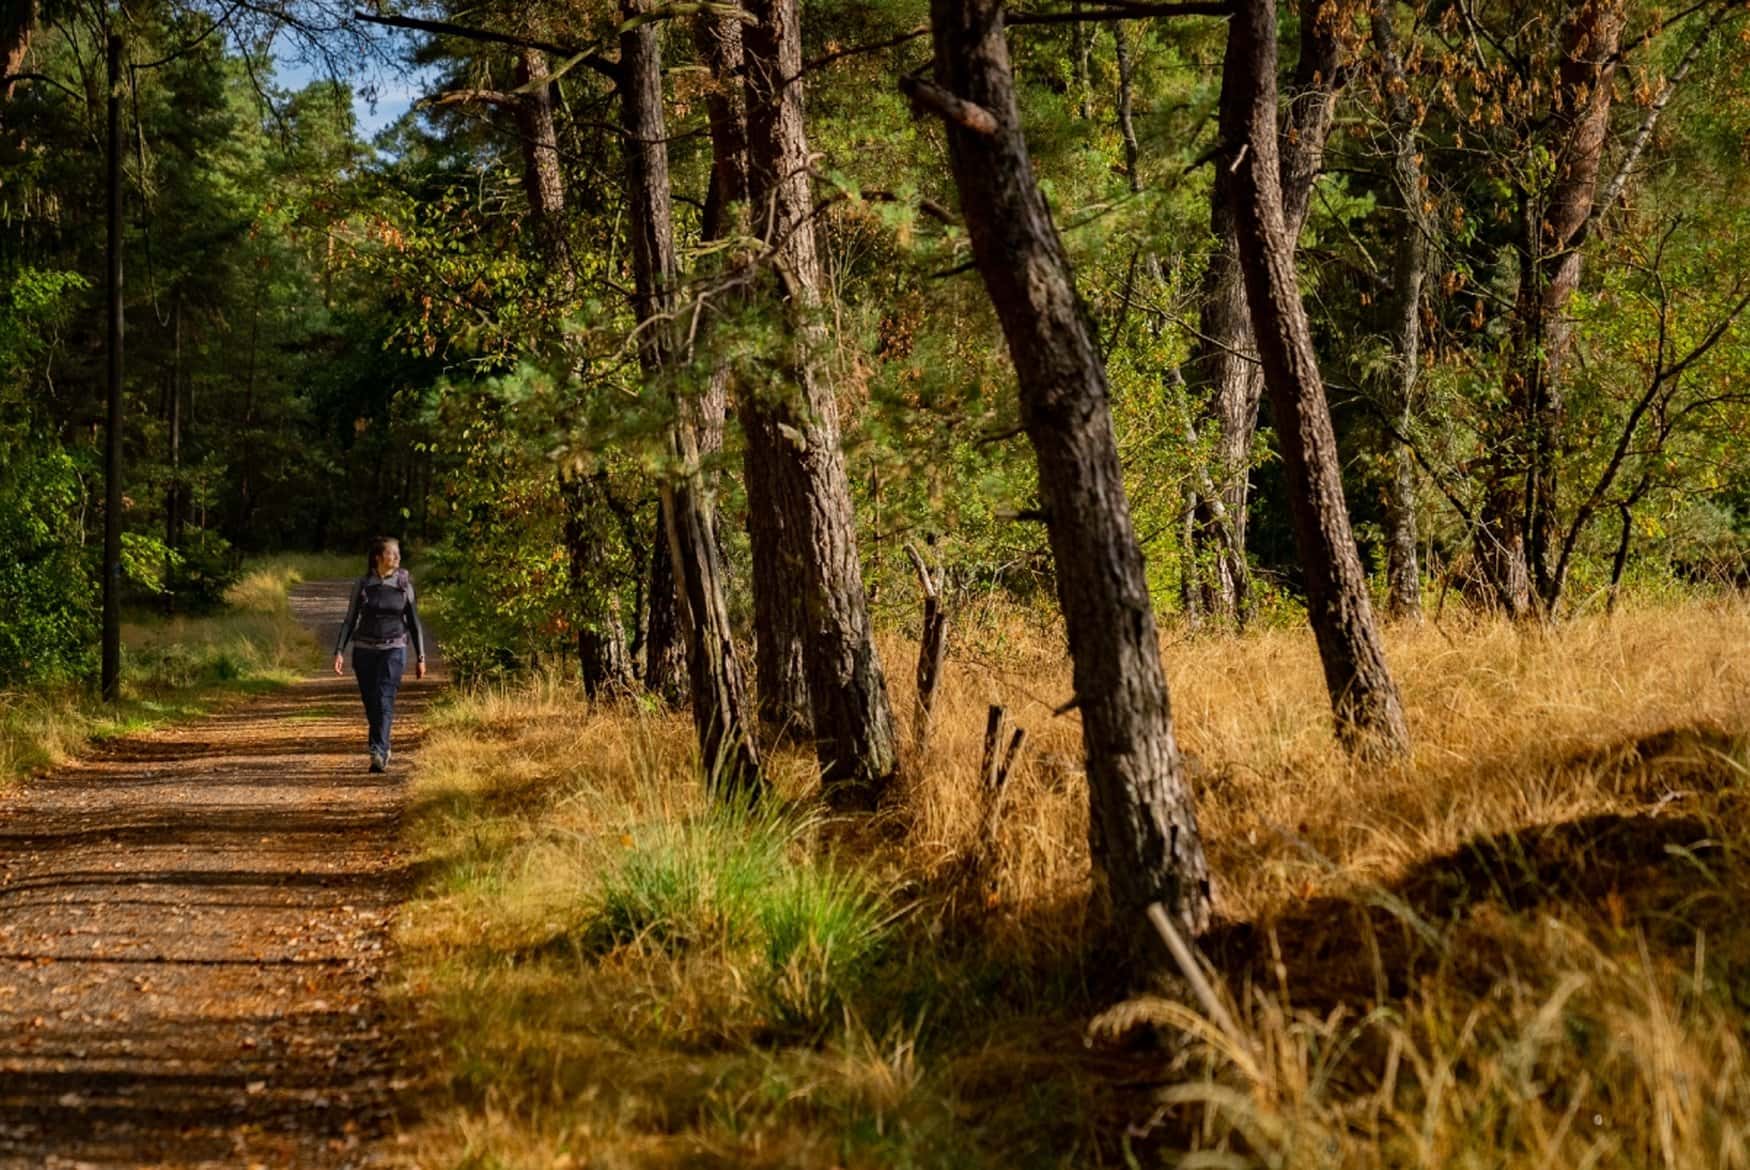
366, 536, 401, 576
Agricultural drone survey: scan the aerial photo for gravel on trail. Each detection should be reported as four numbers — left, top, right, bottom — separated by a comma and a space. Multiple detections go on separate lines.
0, 580, 437, 1169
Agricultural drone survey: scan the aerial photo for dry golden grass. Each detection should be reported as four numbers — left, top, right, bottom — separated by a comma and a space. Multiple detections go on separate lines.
392, 592, 1750, 1169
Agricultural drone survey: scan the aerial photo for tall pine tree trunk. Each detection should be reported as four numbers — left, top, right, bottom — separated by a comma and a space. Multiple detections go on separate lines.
620, 0, 760, 791
742, 0, 897, 806
1222, 0, 1410, 758
914, 0, 1213, 936
695, 8, 813, 738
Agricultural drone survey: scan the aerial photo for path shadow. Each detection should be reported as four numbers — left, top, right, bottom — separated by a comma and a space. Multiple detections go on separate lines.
1203, 742, 1744, 1010
0, 579, 442, 1167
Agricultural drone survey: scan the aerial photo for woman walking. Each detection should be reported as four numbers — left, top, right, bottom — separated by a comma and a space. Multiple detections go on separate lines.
332, 537, 427, 772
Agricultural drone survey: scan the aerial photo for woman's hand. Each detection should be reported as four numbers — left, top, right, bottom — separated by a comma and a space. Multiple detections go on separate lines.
416, 658, 427, 680
333, 653, 345, 676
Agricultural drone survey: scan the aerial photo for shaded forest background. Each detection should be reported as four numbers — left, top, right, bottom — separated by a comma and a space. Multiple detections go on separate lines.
5, 0, 1750, 681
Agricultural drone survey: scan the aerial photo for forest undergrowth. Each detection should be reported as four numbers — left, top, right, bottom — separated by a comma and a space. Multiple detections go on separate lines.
0, 553, 352, 784
393, 593, 1750, 1169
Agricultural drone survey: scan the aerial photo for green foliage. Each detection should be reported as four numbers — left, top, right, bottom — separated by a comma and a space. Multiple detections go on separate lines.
0, 441, 95, 685
0, 267, 96, 685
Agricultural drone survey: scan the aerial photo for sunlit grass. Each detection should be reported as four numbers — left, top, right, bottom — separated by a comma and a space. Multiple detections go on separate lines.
0, 556, 326, 785
394, 589, 1750, 1168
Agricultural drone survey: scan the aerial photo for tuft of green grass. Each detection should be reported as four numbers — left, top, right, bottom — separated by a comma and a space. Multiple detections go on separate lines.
586, 800, 892, 1034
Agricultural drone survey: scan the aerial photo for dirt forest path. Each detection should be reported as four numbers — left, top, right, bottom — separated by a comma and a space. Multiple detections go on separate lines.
0, 580, 438, 1169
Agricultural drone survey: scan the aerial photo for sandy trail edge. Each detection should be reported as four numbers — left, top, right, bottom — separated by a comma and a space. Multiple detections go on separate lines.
0, 580, 439, 1169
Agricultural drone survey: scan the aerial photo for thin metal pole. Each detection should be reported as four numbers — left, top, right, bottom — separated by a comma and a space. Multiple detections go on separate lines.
101, 31, 124, 703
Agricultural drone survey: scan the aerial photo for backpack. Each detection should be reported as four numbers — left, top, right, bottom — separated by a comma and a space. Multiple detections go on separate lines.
356, 569, 411, 643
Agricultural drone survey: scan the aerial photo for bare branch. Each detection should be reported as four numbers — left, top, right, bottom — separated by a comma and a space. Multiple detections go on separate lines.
900, 75, 1000, 135
801, 26, 929, 76
350, 10, 620, 80
1009, 0, 1233, 25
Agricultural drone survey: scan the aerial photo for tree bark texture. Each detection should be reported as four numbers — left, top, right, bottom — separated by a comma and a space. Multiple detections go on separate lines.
921, 0, 1214, 936
562, 473, 636, 697
1480, 0, 1625, 616
741, 410, 816, 736
695, 8, 812, 738
1372, 0, 1425, 622
621, 1, 761, 792
1185, 0, 1344, 623
743, 0, 897, 806
643, 523, 689, 701
510, 47, 573, 281
1222, 0, 1410, 758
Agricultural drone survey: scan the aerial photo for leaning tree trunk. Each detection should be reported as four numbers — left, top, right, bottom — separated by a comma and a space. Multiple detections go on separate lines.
1372, 0, 1425, 622
1222, 0, 1410, 758
1185, 0, 1344, 624
696, 7, 813, 738
621, 0, 761, 792
742, 0, 898, 807
915, 0, 1213, 937
1481, 0, 1625, 616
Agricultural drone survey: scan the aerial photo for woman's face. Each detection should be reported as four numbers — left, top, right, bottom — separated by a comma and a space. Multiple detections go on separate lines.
375, 544, 401, 575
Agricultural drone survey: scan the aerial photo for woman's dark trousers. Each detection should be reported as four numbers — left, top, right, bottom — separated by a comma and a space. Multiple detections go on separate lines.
352, 646, 406, 759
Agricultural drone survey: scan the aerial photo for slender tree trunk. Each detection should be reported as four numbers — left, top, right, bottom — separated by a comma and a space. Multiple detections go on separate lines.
743, 0, 898, 806
1185, 0, 1343, 624
915, 0, 1213, 937
1072, 1, 1091, 120
1113, 24, 1139, 188
1185, 212, 1260, 620
1372, 0, 1425, 621
563, 473, 635, 697
1222, 0, 1410, 758
620, 0, 761, 791
1606, 480, 1649, 614
1482, 0, 1625, 616
165, 296, 182, 556
741, 414, 815, 735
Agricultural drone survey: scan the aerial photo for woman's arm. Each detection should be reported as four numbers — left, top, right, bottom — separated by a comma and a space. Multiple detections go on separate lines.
404, 576, 426, 667
333, 579, 364, 657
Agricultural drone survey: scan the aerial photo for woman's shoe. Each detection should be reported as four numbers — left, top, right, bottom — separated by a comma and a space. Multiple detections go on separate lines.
369, 751, 386, 773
